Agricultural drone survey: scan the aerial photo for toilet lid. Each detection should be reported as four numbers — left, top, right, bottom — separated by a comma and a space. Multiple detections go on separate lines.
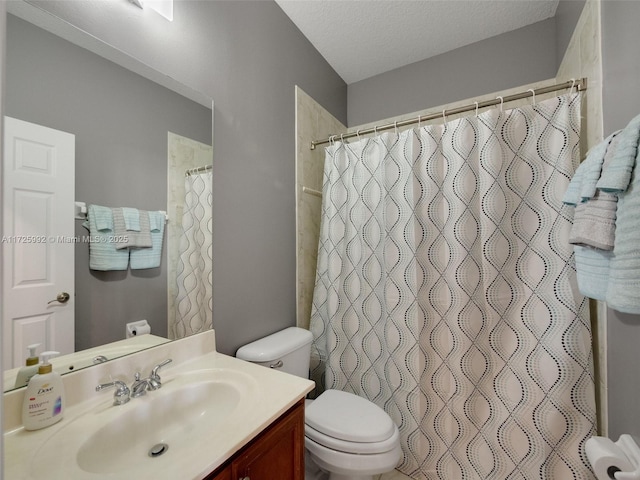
305, 390, 396, 443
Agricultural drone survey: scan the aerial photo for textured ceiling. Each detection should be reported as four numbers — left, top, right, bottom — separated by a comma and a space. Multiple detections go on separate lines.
275, 0, 560, 84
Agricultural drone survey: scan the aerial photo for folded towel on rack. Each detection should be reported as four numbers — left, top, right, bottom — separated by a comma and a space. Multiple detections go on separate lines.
82, 204, 129, 271
580, 132, 619, 200
563, 132, 618, 206
573, 246, 611, 301
568, 134, 621, 250
569, 191, 618, 250
597, 113, 640, 192
605, 138, 640, 314
122, 207, 141, 231
112, 207, 153, 250
129, 211, 165, 269
565, 113, 640, 314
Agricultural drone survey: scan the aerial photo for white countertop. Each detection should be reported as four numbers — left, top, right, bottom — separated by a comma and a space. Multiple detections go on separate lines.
3, 334, 170, 392
3, 330, 315, 480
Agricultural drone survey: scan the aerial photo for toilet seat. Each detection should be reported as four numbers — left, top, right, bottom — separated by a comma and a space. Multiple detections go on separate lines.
305, 422, 400, 454
305, 389, 398, 454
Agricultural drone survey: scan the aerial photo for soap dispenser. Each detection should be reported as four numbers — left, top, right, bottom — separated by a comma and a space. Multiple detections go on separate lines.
22, 351, 65, 431
14, 343, 41, 388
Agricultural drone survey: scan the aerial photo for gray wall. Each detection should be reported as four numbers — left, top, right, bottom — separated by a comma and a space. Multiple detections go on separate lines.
22, 1, 348, 356
347, 0, 585, 127
601, 1, 640, 440
5, 15, 212, 350
347, 18, 558, 126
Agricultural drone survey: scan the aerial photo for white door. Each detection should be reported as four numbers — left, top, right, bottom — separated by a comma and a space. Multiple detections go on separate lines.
3, 116, 75, 369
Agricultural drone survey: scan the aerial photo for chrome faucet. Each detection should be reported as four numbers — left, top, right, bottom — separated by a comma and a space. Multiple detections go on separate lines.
96, 380, 131, 405
95, 359, 172, 406
147, 359, 172, 390
130, 372, 150, 398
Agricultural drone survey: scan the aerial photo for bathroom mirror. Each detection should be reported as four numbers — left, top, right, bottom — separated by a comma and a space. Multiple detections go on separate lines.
2, 2, 214, 392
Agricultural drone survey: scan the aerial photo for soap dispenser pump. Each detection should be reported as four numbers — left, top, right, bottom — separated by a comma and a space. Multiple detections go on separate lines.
22, 351, 65, 431
14, 343, 41, 388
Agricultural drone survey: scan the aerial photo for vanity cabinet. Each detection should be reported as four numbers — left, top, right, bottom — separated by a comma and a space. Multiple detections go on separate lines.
205, 399, 305, 480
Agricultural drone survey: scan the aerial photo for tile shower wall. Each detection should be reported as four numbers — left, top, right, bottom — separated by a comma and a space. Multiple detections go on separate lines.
295, 86, 346, 330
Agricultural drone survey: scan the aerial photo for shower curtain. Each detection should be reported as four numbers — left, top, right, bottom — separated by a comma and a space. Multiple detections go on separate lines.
174, 170, 213, 339
309, 93, 596, 480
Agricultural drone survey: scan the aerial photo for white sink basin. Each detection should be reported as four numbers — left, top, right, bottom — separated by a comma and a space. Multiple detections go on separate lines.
28, 368, 259, 478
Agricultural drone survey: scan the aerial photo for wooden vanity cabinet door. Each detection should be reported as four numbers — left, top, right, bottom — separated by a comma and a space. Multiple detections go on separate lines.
207, 466, 231, 480
204, 399, 305, 480
231, 400, 305, 480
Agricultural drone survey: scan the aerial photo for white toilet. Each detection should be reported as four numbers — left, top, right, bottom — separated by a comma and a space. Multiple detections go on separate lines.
236, 327, 402, 480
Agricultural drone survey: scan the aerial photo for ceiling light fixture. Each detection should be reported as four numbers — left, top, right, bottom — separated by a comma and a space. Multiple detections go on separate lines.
128, 0, 173, 21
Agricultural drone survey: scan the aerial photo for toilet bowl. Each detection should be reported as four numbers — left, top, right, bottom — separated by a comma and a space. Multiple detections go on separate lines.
236, 327, 402, 480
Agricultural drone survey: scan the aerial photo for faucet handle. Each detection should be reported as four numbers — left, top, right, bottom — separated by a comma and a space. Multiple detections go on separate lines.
96, 380, 130, 405
148, 358, 172, 390
151, 358, 172, 376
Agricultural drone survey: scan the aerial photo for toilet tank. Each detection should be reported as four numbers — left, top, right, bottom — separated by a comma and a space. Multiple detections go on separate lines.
236, 327, 313, 378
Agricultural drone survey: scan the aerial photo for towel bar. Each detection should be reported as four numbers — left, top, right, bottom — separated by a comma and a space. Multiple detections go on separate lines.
74, 202, 168, 222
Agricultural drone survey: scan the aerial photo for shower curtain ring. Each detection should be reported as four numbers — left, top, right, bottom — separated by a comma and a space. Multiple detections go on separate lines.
418, 115, 422, 129
496, 96, 504, 112
528, 89, 536, 105
570, 78, 577, 94
394, 121, 398, 135
356, 129, 361, 141
442, 109, 447, 124
474, 101, 479, 117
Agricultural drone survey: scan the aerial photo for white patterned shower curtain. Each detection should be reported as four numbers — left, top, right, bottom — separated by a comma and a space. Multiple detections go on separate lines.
174, 170, 213, 339
309, 93, 596, 480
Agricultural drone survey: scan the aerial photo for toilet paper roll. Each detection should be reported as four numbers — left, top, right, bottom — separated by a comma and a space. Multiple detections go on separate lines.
586, 436, 634, 480
126, 320, 151, 338
131, 323, 151, 336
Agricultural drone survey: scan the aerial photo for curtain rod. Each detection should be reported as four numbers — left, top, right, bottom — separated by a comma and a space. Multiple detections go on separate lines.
310, 78, 587, 150
185, 164, 212, 177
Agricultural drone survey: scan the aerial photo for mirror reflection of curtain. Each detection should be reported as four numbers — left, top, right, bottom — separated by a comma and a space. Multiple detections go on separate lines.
310, 93, 596, 479
173, 170, 213, 339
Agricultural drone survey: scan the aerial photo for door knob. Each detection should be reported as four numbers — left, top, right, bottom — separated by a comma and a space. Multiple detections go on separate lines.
47, 292, 70, 304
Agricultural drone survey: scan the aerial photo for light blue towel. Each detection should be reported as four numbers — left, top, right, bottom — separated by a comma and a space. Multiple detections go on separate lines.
605, 148, 640, 314
563, 132, 618, 205
573, 246, 611, 301
122, 207, 141, 231
568, 134, 621, 251
129, 211, 165, 269
598, 113, 640, 192
83, 204, 129, 271
579, 132, 619, 200
565, 113, 640, 313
